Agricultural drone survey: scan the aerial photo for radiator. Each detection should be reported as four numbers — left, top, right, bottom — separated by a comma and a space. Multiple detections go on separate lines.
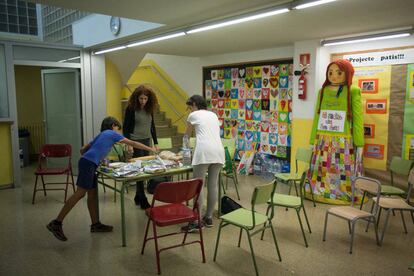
19, 123, 45, 155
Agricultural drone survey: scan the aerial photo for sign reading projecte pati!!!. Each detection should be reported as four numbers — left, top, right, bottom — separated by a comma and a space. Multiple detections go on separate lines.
344, 48, 414, 67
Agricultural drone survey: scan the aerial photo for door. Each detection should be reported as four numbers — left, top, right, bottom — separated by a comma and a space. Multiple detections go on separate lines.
42, 69, 82, 171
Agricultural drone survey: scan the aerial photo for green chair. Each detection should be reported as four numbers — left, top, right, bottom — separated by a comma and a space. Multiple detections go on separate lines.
360, 156, 414, 210
221, 138, 237, 159
409, 262, 414, 271
157, 137, 173, 150
213, 182, 281, 276
261, 171, 311, 247
274, 147, 316, 207
220, 146, 241, 200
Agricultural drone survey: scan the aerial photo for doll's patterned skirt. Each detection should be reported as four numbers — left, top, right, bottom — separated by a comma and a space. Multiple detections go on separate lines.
307, 134, 359, 205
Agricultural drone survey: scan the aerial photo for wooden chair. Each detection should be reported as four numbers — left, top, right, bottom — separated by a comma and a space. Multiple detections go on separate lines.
323, 176, 381, 254
32, 144, 75, 204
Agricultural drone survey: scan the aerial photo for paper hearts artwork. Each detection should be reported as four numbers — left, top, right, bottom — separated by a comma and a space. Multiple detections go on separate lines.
262, 66, 270, 76
238, 99, 245, 109
270, 89, 278, 98
211, 70, 217, 80
270, 145, 277, 154
231, 68, 239, 79
262, 78, 269, 88
239, 68, 245, 78
270, 77, 279, 88
270, 65, 279, 76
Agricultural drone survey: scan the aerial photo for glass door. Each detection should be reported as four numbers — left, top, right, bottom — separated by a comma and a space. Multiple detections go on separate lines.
41, 69, 82, 171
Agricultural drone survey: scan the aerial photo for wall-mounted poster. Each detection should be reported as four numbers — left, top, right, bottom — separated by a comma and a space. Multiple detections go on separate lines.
358, 78, 379, 94
366, 99, 387, 114
203, 60, 293, 162
364, 124, 375, 139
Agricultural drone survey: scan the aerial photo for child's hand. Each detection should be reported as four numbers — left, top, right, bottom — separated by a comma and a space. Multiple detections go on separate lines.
151, 147, 159, 154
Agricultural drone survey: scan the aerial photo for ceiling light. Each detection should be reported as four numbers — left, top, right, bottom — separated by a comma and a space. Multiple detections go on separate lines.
187, 8, 289, 34
321, 29, 412, 46
126, 32, 186, 48
94, 45, 127, 55
294, 0, 337, 10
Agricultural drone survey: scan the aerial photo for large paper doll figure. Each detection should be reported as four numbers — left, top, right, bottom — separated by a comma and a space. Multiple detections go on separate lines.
308, 59, 364, 204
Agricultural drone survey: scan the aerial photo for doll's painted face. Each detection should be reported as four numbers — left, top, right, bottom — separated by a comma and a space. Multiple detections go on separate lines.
328, 64, 346, 85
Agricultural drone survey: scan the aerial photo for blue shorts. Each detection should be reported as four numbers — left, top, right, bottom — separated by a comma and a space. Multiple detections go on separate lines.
76, 158, 98, 190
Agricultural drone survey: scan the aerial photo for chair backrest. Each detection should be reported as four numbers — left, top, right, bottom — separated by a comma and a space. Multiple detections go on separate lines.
352, 177, 381, 212
41, 144, 71, 158
221, 138, 236, 160
295, 147, 312, 173
157, 138, 173, 150
223, 147, 233, 174
249, 182, 275, 227
189, 137, 196, 149
153, 178, 203, 205
107, 144, 126, 162
390, 157, 414, 185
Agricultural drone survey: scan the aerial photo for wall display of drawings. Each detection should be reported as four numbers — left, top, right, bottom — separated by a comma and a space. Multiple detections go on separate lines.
203, 60, 293, 160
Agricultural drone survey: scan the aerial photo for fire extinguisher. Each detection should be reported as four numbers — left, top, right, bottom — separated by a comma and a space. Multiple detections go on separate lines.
298, 73, 307, 100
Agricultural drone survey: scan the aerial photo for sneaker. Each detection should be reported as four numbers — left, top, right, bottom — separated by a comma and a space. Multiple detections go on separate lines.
202, 216, 213, 228
90, 222, 113, 233
181, 221, 204, 233
47, 220, 67, 241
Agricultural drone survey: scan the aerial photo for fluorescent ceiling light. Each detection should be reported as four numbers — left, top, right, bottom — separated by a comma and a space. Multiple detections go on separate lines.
126, 32, 186, 48
187, 8, 289, 34
294, 0, 337, 10
322, 32, 411, 46
94, 46, 127, 55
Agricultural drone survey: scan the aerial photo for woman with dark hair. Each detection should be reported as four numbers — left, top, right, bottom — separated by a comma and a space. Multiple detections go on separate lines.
123, 85, 159, 209
182, 95, 224, 232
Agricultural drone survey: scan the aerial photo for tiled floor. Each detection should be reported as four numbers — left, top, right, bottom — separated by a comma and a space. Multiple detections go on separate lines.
1, 164, 413, 276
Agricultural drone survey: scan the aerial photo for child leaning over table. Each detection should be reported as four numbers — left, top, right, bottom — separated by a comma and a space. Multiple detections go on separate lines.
47, 116, 157, 242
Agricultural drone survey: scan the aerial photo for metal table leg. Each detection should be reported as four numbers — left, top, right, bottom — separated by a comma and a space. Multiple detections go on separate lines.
121, 181, 127, 247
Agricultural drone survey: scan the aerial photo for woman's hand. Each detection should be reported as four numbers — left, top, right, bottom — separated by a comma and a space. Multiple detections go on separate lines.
154, 145, 160, 152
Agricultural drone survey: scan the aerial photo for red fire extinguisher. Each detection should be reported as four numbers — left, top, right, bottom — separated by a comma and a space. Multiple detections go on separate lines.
298, 72, 307, 100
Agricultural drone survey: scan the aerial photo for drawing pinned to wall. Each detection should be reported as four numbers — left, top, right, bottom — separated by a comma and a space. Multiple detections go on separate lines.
359, 78, 379, 94
364, 144, 385, 159
364, 124, 375, 138
203, 60, 293, 162
366, 99, 387, 114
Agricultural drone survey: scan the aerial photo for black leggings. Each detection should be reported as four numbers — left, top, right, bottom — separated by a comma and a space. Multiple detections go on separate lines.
132, 138, 150, 201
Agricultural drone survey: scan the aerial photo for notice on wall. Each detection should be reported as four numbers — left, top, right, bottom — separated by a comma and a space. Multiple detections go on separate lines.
403, 64, 414, 160
354, 66, 391, 170
344, 48, 414, 67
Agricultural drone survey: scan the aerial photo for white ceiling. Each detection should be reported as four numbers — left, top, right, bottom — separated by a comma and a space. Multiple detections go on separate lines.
31, 0, 414, 82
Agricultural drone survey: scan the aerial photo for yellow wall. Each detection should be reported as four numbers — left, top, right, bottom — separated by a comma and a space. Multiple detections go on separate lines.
124, 59, 189, 133
105, 58, 123, 121
15, 66, 43, 125
0, 123, 13, 186
291, 118, 313, 173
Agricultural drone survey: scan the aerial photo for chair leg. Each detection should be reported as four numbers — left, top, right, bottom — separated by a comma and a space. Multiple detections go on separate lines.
101, 175, 106, 193
245, 228, 260, 276
32, 175, 39, 204
141, 218, 151, 254
114, 181, 117, 203
360, 191, 366, 210
365, 201, 376, 232
348, 221, 351, 234
152, 221, 161, 275
296, 209, 308, 247
213, 221, 224, 261
64, 172, 70, 203
238, 228, 243, 247
40, 175, 47, 196
302, 206, 312, 233
372, 216, 380, 246
260, 205, 271, 240
197, 220, 206, 263
293, 180, 299, 196
380, 209, 392, 246
268, 220, 282, 261
377, 207, 382, 228
349, 221, 355, 254
306, 179, 316, 207
322, 212, 329, 241
400, 210, 408, 234
233, 177, 241, 200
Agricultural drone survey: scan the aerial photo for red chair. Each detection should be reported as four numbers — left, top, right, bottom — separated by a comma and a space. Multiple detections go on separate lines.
32, 144, 75, 204
141, 178, 205, 274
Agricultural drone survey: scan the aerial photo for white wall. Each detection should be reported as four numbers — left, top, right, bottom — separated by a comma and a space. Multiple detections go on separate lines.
73, 14, 163, 48
145, 45, 294, 96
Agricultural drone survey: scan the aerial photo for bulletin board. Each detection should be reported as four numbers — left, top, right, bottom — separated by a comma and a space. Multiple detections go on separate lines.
203, 59, 293, 161
332, 46, 414, 171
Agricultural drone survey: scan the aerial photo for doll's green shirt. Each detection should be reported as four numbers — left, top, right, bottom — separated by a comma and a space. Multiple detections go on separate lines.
309, 85, 364, 147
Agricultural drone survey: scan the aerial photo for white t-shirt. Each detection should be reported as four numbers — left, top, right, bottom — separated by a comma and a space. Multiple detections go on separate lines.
187, 110, 225, 166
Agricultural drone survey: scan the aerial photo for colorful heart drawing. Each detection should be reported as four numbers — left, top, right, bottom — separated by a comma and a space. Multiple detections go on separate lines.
218, 100, 224, 108
246, 89, 253, 98
230, 89, 238, 98
225, 129, 230, 137
239, 110, 245, 118
246, 110, 253, 120
246, 121, 253, 130
253, 100, 261, 109
212, 99, 218, 107
253, 111, 261, 120
206, 90, 212, 99
288, 101, 292, 112
211, 70, 217, 80
279, 113, 287, 122
212, 81, 218, 90
246, 99, 253, 109
280, 100, 286, 111
239, 89, 245, 98
262, 78, 269, 87
224, 100, 231, 109
262, 66, 270, 75
238, 120, 245, 129
218, 80, 224, 88
261, 122, 269, 132
269, 133, 277, 144
218, 109, 224, 117
270, 145, 277, 154
279, 76, 288, 88
254, 90, 261, 99
262, 89, 269, 99
270, 122, 278, 133
218, 118, 224, 127
270, 65, 279, 76
232, 68, 238, 79
262, 100, 269, 110
253, 78, 261, 88
225, 109, 230, 117
245, 78, 253, 88
239, 100, 245, 109
261, 133, 268, 143
239, 79, 245, 88
278, 135, 286, 145
270, 77, 279, 88
254, 68, 261, 76
231, 100, 237, 108
232, 80, 237, 87
239, 68, 245, 78
270, 89, 278, 98
224, 90, 231, 99
262, 144, 269, 152
279, 123, 287, 134
253, 121, 261, 131
224, 119, 230, 128
245, 131, 254, 140
246, 67, 253, 77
